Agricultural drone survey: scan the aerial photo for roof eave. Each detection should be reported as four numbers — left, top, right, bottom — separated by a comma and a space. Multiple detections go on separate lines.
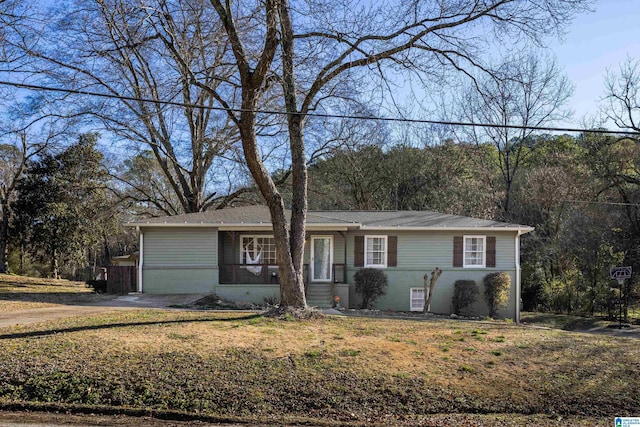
358, 226, 535, 233
125, 222, 359, 231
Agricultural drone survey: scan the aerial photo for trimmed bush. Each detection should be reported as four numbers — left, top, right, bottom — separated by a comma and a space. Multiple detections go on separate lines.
86, 280, 107, 293
354, 268, 388, 309
484, 272, 511, 317
451, 280, 479, 316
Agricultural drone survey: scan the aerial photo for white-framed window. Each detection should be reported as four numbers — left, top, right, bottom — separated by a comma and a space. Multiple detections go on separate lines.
410, 288, 425, 312
464, 235, 486, 268
365, 235, 387, 268
240, 235, 277, 265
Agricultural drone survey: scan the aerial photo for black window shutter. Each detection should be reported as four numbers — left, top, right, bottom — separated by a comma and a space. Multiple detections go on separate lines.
486, 236, 496, 268
388, 236, 397, 267
453, 236, 463, 267
354, 236, 364, 267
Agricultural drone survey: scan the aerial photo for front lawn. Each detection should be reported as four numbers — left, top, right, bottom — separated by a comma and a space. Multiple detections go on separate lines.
0, 274, 113, 310
520, 311, 612, 330
0, 307, 636, 426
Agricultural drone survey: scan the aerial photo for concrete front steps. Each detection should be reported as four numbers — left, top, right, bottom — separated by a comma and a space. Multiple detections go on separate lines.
306, 284, 333, 308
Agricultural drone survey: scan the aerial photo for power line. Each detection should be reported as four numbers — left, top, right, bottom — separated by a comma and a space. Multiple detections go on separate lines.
563, 199, 640, 207
1, 79, 639, 136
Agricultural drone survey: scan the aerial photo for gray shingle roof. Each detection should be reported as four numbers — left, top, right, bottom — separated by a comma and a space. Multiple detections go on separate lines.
128, 205, 533, 232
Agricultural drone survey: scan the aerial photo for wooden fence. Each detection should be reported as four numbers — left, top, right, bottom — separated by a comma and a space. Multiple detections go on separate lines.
106, 266, 137, 294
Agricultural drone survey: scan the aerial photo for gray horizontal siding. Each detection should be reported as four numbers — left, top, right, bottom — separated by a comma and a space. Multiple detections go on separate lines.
141, 227, 218, 294
344, 230, 519, 318
303, 233, 347, 265
143, 268, 217, 294
144, 227, 217, 267
352, 268, 517, 318
346, 231, 516, 270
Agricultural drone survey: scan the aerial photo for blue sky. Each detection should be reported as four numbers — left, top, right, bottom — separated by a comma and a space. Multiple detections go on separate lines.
552, 0, 640, 126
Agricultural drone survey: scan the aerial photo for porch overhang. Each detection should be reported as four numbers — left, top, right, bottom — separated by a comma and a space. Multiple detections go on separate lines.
127, 223, 357, 232
219, 224, 354, 232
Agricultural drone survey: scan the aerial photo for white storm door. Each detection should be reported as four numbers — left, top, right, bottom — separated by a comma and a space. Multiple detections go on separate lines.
311, 236, 333, 282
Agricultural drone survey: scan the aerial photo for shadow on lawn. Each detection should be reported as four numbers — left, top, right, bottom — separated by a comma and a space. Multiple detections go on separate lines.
0, 313, 261, 340
0, 292, 116, 306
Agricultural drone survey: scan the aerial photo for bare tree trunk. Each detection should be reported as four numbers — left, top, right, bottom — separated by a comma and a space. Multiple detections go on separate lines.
19, 244, 24, 275
0, 199, 9, 273
213, 0, 307, 307
51, 247, 59, 279
277, 0, 307, 307
423, 267, 442, 313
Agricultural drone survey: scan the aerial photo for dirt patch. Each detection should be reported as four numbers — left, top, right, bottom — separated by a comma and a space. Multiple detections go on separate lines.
0, 410, 612, 426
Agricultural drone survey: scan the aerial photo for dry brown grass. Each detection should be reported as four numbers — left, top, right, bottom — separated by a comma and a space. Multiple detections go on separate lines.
2, 309, 637, 422
0, 274, 114, 310
0, 273, 87, 288
0, 275, 637, 426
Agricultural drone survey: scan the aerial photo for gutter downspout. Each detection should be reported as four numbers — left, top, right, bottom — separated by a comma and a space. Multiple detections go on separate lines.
137, 227, 144, 293
515, 229, 523, 323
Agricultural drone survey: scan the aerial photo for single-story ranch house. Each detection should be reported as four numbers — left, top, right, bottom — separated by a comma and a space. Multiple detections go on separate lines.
127, 205, 533, 321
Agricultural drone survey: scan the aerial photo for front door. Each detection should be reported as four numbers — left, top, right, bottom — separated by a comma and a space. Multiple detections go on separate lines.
311, 236, 333, 282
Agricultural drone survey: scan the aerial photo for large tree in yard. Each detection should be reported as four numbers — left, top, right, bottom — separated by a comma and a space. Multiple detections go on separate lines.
206, 0, 591, 307
19, 0, 592, 307
0, 95, 70, 273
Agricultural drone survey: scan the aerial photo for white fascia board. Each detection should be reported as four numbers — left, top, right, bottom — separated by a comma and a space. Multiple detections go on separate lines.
123, 222, 220, 227
358, 226, 535, 234
307, 225, 353, 231
126, 222, 534, 234
216, 224, 352, 231
126, 222, 355, 231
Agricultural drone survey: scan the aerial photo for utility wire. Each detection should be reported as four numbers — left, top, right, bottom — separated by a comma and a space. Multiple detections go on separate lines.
563, 199, 640, 207
2, 80, 639, 136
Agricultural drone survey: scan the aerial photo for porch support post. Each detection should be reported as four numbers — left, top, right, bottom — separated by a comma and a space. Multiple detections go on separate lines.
137, 227, 143, 293
515, 230, 522, 323
341, 231, 347, 283
230, 231, 237, 284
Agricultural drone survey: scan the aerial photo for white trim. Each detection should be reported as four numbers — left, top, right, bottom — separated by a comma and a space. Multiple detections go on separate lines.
359, 226, 534, 233
310, 235, 333, 282
126, 222, 534, 234
125, 223, 354, 231
222, 225, 351, 232
410, 287, 425, 312
137, 228, 143, 293
515, 231, 522, 323
364, 235, 388, 268
463, 235, 486, 268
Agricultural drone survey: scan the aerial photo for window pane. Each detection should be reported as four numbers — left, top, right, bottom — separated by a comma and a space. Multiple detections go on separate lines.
411, 288, 424, 311
242, 236, 277, 265
372, 252, 382, 265
313, 238, 331, 281
365, 236, 387, 267
463, 237, 485, 266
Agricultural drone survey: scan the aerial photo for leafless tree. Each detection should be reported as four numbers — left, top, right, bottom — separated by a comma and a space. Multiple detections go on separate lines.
603, 57, 640, 134
14, 0, 591, 306
17, 0, 268, 214
454, 52, 574, 217
207, 0, 590, 306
